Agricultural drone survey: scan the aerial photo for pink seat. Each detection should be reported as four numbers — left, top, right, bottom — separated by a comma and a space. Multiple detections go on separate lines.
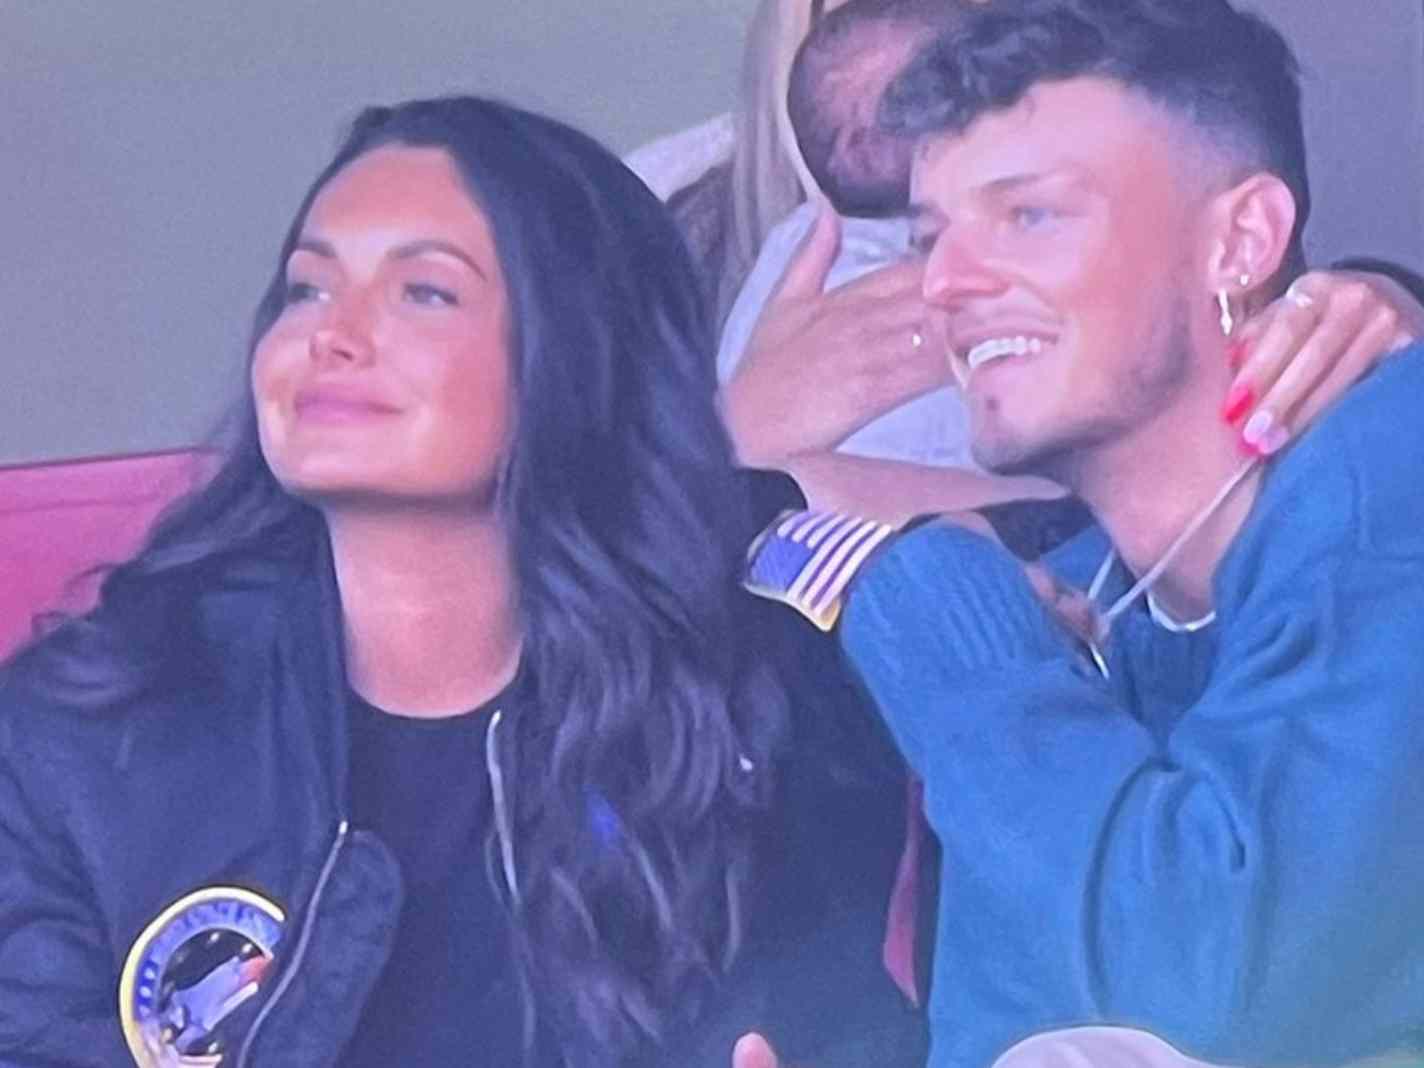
0, 450, 209, 660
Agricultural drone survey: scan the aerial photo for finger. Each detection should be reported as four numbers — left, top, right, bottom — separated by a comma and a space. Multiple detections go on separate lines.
1229, 268, 1345, 387
1235, 271, 1413, 451
1226, 309, 1269, 372
1327, 268, 1424, 342
794, 289, 936, 379
732, 1032, 781, 1068
1221, 296, 1325, 426
832, 256, 926, 301
1023, 562, 1062, 607
768, 199, 842, 305
856, 341, 958, 412
1022, 564, 1100, 644
859, 288, 941, 332
1238, 297, 1360, 449
856, 305, 948, 368
1253, 312, 1400, 456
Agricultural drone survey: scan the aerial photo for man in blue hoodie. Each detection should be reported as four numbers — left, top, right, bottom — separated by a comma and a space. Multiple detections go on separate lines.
797, 1, 1424, 1066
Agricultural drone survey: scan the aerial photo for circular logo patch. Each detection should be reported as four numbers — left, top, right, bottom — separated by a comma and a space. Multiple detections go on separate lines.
118, 886, 285, 1068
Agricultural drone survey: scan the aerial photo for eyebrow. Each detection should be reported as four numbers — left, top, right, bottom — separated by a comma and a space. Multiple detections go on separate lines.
980, 170, 1093, 197
908, 168, 1096, 216
391, 239, 488, 280
293, 237, 337, 259
290, 236, 488, 280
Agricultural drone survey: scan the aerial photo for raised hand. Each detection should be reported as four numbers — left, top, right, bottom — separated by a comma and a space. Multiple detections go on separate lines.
720, 202, 954, 467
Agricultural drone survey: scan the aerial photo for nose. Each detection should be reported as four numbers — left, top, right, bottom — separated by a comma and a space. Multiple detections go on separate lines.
922, 228, 1009, 310
308, 293, 376, 368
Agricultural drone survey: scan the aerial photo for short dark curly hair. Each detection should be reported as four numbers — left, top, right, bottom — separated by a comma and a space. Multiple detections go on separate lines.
787, 0, 954, 216
884, 0, 1311, 278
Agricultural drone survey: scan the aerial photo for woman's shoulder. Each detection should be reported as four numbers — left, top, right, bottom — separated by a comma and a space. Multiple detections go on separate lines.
0, 571, 300, 785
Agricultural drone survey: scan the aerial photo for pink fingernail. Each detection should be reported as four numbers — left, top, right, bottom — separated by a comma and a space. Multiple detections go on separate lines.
1241, 410, 1274, 448
1256, 425, 1291, 456
1221, 384, 1255, 424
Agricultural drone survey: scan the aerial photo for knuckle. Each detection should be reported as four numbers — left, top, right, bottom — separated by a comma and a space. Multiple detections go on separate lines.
1330, 280, 1374, 315
1374, 304, 1401, 335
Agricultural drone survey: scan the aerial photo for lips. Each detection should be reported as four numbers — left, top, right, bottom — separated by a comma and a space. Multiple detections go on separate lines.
293, 385, 399, 423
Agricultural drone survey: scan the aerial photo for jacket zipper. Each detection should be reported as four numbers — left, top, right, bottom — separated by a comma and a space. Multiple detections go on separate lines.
235, 818, 352, 1068
486, 709, 521, 906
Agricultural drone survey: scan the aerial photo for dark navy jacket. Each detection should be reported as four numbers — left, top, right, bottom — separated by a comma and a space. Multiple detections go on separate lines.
0, 535, 924, 1067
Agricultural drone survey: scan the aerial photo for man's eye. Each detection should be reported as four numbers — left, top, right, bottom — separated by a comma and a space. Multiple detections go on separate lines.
1010, 205, 1059, 230
283, 281, 326, 305
404, 283, 459, 307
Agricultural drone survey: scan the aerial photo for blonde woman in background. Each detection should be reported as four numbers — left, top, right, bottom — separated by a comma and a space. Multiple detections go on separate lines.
629, 0, 839, 329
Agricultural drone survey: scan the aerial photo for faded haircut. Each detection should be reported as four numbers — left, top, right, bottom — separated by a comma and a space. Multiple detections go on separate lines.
883, 0, 1311, 279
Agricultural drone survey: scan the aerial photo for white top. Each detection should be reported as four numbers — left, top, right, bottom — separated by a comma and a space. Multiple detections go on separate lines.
622, 113, 734, 202
716, 201, 976, 469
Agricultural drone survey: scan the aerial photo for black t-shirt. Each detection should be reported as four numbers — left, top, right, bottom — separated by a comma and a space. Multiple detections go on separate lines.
341, 683, 527, 1067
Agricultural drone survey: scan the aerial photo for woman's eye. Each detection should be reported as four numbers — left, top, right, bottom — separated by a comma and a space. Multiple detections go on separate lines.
404, 282, 459, 307
910, 229, 939, 256
1010, 205, 1060, 230
283, 280, 326, 305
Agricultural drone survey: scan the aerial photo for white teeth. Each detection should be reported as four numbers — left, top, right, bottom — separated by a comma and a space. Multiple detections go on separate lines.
965, 335, 1045, 371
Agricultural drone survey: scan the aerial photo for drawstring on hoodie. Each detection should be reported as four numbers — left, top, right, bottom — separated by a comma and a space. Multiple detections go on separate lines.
1083, 456, 1260, 677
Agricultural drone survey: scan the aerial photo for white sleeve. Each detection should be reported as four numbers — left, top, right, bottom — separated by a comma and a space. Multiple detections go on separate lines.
715, 204, 819, 383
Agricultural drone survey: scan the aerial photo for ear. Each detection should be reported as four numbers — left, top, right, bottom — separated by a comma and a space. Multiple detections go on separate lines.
1201, 172, 1298, 297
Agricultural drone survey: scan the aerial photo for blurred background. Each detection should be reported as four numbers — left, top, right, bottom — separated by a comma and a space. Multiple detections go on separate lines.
2, 0, 1422, 465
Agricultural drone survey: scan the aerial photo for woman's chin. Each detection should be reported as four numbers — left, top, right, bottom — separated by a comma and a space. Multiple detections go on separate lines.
270, 457, 394, 504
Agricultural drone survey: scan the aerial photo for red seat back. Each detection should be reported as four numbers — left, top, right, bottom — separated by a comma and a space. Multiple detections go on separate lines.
0, 450, 209, 659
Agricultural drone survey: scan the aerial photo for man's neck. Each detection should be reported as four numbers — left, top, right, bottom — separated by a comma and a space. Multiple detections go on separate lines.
1071, 396, 1262, 621
325, 502, 522, 718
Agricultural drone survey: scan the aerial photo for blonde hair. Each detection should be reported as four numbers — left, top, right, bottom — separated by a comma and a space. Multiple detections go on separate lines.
718, 0, 833, 321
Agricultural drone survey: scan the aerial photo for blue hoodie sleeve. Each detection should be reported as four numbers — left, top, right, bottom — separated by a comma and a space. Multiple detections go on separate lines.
842, 515, 1424, 1066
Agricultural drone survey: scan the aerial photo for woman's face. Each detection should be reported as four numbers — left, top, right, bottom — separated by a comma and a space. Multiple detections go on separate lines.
253, 144, 513, 511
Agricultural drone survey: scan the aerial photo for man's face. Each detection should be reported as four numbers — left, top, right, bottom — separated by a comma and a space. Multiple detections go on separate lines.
911, 77, 1211, 478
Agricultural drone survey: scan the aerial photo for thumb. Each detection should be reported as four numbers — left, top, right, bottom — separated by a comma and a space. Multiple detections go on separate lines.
770, 198, 841, 304
733, 1032, 782, 1068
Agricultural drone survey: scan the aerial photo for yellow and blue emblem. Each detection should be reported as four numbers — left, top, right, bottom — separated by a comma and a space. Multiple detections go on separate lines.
743, 509, 896, 631
118, 886, 285, 1067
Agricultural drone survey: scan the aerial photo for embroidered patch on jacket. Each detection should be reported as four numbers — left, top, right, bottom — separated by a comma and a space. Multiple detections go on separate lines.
743, 509, 896, 631
119, 886, 286, 1067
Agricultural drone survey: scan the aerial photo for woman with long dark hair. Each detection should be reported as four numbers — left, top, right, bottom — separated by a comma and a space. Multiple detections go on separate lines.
0, 96, 916, 1067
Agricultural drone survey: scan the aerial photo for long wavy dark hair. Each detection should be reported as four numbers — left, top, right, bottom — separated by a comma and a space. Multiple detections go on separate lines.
16, 96, 787, 1064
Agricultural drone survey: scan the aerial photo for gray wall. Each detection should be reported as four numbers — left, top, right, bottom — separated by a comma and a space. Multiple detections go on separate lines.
1256, 0, 1424, 271
0, 0, 760, 464
2, 1, 1421, 465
